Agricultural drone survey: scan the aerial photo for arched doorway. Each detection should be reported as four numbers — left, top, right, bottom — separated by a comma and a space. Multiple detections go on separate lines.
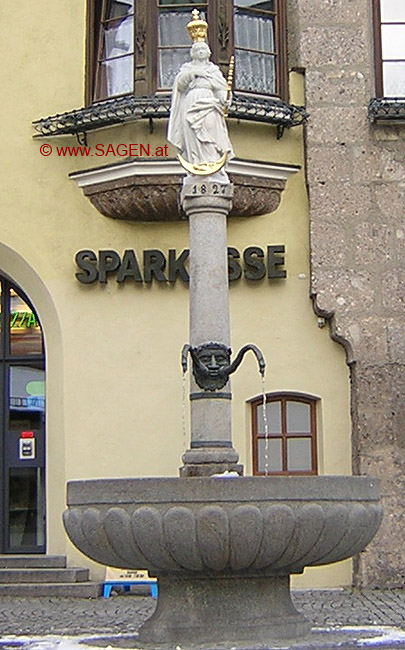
0, 275, 46, 553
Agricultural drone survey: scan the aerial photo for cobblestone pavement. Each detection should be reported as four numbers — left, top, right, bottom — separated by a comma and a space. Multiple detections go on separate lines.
0, 589, 403, 637
293, 589, 405, 629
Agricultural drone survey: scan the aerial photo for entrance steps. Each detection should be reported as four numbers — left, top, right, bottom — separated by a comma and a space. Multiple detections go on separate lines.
0, 555, 102, 597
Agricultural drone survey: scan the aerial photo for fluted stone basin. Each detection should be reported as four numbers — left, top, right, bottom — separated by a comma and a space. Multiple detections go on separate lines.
64, 475, 381, 647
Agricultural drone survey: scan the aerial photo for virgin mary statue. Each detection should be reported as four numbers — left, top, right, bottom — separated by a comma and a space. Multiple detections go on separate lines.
167, 39, 234, 171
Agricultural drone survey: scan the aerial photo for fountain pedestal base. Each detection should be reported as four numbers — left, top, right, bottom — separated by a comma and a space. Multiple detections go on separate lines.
64, 476, 382, 648
138, 573, 310, 646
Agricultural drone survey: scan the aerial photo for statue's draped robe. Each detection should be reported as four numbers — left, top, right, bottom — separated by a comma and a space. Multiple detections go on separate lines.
168, 61, 234, 166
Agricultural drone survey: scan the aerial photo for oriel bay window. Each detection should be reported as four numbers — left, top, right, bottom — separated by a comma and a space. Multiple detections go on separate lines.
251, 393, 318, 476
87, 0, 288, 104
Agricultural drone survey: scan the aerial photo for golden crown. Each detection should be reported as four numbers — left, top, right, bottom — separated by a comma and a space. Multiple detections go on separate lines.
186, 9, 208, 42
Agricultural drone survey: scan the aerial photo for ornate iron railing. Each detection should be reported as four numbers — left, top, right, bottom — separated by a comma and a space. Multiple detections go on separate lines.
368, 98, 405, 122
32, 93, 308, 142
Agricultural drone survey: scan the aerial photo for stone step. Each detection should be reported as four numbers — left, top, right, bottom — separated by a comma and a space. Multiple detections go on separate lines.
0, 581, 103, 598
0, 555, 67, 569
0, 567, 90, 583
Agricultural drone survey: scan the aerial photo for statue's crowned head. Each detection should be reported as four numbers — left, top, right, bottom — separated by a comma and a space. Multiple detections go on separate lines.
186, 9, 208, 42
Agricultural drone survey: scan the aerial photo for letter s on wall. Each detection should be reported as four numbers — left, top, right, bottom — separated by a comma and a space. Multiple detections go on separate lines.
75, 250, 98, 284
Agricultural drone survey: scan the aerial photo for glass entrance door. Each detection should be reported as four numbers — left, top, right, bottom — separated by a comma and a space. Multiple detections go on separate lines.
0, 277, 46, 553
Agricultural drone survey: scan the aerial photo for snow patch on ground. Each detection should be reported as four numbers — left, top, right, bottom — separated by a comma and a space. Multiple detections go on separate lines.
1, 627, 405, 650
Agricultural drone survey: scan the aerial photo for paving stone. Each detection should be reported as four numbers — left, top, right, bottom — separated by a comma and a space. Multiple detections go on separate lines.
0, 589, 404, 637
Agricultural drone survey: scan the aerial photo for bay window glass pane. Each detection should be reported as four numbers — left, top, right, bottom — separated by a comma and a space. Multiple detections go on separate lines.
159, 0, 202, 4
9, 365, 45, 431
381, 25, 405, 59
235, 0, 276, 94
159, 11, 194, 46
108, 0, 134, 19
10, 291, 43, 356
157, 6, 206, 88
287, 438, 312, 471
235, 1, 274, 10
158, 47, 190, 88
103, 15, 133, 60
383, 62, 405, 95
286, 401, 311, 434
99, 3, 134, 99
101, 55, 134, 97
235, 50, 275, 94
235, 12, 275, 51
380, 0, 405, 22
258, 438, 282, 472
257, 401, 281, 434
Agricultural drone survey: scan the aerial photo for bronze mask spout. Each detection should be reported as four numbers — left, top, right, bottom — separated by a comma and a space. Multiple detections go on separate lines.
181, 342, 266, 392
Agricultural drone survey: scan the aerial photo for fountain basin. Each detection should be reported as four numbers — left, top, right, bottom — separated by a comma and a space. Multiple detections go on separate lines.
64, 476, 381, 646
64, 476, 381, 575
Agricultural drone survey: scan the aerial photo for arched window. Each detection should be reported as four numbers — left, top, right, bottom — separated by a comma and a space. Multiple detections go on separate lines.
87, 0, 288, 103
251, 393, 318, 476
0, 275, 46, 553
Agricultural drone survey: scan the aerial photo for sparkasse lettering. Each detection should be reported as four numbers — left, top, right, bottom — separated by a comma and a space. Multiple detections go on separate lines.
75, 246, 287, 285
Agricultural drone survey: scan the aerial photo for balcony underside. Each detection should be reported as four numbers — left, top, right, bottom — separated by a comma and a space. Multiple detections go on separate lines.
69, 158, 300, 221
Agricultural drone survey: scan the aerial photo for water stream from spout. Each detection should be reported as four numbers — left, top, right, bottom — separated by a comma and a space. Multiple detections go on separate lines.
261, 375, 269, 476
182, 371, 187, 453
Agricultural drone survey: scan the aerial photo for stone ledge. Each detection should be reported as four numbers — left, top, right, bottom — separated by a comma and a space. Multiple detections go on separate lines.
69, 158, 300, 221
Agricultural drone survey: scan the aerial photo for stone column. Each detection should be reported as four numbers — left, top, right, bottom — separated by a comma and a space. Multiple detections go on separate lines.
179, 179, 242, 477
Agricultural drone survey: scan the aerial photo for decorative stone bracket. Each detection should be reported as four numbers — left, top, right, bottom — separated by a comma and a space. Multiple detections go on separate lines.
69, 158, 299, 221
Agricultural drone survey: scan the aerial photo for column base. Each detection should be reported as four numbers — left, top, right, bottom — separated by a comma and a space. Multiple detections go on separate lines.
180, 445, 242, 476
179, 462, 244, 477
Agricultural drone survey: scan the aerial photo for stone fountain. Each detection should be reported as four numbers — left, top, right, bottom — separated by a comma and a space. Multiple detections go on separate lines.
63, 11, 382, 649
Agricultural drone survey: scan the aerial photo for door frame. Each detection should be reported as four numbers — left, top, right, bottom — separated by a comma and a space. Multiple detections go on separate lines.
0, 276, 46, 553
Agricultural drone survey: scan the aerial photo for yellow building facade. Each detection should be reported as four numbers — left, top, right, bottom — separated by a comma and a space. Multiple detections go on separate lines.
0, 1, 353, 588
